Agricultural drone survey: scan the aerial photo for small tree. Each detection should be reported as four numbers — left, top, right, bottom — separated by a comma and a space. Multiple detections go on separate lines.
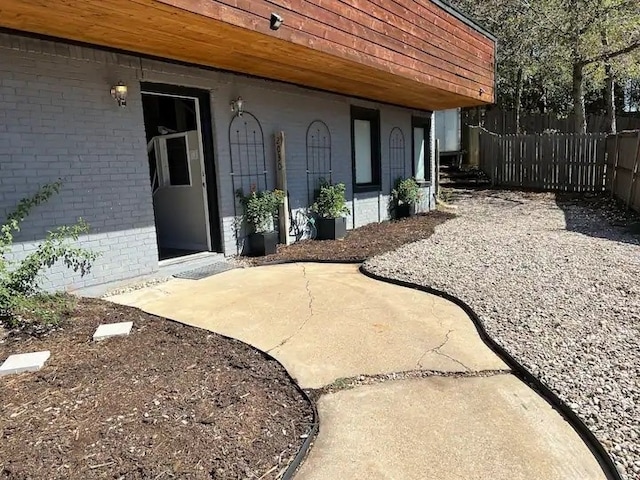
0, 181, 98, 326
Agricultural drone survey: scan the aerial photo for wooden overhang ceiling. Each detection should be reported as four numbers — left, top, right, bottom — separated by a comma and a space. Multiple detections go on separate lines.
0, 0, 496, 111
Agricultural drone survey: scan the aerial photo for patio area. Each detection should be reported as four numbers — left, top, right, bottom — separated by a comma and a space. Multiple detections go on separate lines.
108, 262, 607, 479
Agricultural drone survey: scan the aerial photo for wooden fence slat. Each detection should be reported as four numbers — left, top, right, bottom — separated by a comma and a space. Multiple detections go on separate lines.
482, 108, 640, 135
626, 132, 640, 209
476, 130, 611, 193
610, 135, 622, 198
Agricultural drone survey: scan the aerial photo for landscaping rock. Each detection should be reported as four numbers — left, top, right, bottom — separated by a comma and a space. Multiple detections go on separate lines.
365, 189, 640, 480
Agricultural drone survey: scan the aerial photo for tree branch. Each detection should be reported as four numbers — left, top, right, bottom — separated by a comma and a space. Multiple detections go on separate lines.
581, 39, 640, 66
520, 0, 571, 39
576, 0, 637, 36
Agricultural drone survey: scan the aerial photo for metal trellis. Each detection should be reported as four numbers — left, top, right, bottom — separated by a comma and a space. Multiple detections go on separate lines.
229, 112, 267, 252
306, 120, 332, 204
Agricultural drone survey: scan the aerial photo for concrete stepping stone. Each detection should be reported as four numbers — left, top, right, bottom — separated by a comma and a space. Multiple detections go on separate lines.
93, 321, 133, 341
0, 351, 51, 376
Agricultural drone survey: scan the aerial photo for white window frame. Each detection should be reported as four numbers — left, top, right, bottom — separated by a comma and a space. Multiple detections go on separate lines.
153, 132, 193, 188
412, 116, 432, 183
351, 106, 381, 192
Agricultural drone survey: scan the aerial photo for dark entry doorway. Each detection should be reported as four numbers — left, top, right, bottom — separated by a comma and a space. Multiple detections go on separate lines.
141, 83, 221, 260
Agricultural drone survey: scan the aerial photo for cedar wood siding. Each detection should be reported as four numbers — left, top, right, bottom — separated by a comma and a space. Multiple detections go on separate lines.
0, 0, 496, 111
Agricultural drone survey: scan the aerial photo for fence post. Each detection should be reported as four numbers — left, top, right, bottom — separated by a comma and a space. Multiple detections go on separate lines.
610, 134, 621, 199
468, 126, 480, 167
491, 133, 497, 187
626, 132, 640, 209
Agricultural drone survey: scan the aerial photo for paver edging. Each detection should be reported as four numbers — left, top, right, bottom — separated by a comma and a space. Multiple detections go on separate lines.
358, 265, 623, 480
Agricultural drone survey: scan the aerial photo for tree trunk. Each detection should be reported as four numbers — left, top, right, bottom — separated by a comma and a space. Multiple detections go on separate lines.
604, 64, 617, 134
572, 62, 587, 133
601, 31, 617, 134
515, 67, 524, 133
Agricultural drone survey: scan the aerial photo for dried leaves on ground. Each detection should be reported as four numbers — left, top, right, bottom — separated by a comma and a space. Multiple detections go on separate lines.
250, 211, 454, 265
0, 299, 313, 479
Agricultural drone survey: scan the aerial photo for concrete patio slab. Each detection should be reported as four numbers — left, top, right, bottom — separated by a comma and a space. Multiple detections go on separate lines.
297, 375, 606, 480
108, 263, 507, 388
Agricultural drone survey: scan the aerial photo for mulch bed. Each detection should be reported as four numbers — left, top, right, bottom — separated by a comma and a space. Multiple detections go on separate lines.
251, 211, 454, 265
0, 299, 313, 479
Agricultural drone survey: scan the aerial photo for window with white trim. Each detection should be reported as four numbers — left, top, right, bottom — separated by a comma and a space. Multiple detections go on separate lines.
412, 116, 432, 182
351, 106, 381, 191
152, 132, 192, 187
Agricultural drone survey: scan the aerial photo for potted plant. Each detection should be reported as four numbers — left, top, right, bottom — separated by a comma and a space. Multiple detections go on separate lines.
391, 177, 421, 219
236, 186, 285, 256
310, 180, 350, 240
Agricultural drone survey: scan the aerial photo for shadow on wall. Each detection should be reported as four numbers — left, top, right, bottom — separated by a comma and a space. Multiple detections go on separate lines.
555, 193, 640, 246
0, 180, 156, 245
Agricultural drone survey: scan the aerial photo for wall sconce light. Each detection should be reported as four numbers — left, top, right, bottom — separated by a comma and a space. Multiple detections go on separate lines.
479, 87, 485, 97
110, 82, 128, 107
230, 96, 244, 116
270, 13, 284, 30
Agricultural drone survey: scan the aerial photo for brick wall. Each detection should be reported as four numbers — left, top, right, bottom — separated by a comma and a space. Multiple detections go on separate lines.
0, 33, 435, 290
208, 78, 435, 252
0, 35, 158, 291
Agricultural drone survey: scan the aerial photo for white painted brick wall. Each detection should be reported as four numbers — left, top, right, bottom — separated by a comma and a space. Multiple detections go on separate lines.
0, 32, 435, 290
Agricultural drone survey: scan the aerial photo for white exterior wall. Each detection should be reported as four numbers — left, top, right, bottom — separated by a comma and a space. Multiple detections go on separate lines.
0, 32, 435, 291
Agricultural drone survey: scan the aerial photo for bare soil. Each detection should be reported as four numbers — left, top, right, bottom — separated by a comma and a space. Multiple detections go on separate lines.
0, 299, 313, 479
250, 211, 454, 265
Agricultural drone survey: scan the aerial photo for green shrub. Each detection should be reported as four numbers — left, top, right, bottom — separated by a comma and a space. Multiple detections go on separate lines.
0, 181, 98, 329
236, 187, 286, 233
5, 293, 76, 331
311, 180, 350, 219
391, 177, 422, 206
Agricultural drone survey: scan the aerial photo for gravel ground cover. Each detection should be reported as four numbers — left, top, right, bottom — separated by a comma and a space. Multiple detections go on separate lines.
364, 190, 640, 479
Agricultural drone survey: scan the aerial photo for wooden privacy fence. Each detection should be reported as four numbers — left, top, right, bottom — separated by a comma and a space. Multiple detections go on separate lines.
479, 108, 640, 134
478, 129, 608, 192
607, 131, 640, 213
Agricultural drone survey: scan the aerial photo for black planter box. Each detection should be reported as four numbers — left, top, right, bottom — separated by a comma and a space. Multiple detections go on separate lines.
316, 217, 347, 240
248, 231, 278, 256
394, 203, 412, 219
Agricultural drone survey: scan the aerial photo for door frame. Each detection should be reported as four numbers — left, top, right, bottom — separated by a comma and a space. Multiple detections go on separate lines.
141, 82, 222, 252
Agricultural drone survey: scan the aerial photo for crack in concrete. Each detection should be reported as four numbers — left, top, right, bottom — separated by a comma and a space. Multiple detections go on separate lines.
266, 264, 315, 353
301, 263, 315, 316
416, 329, 471, 372
308, 368, 513, 398
433, 350, 471, 371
